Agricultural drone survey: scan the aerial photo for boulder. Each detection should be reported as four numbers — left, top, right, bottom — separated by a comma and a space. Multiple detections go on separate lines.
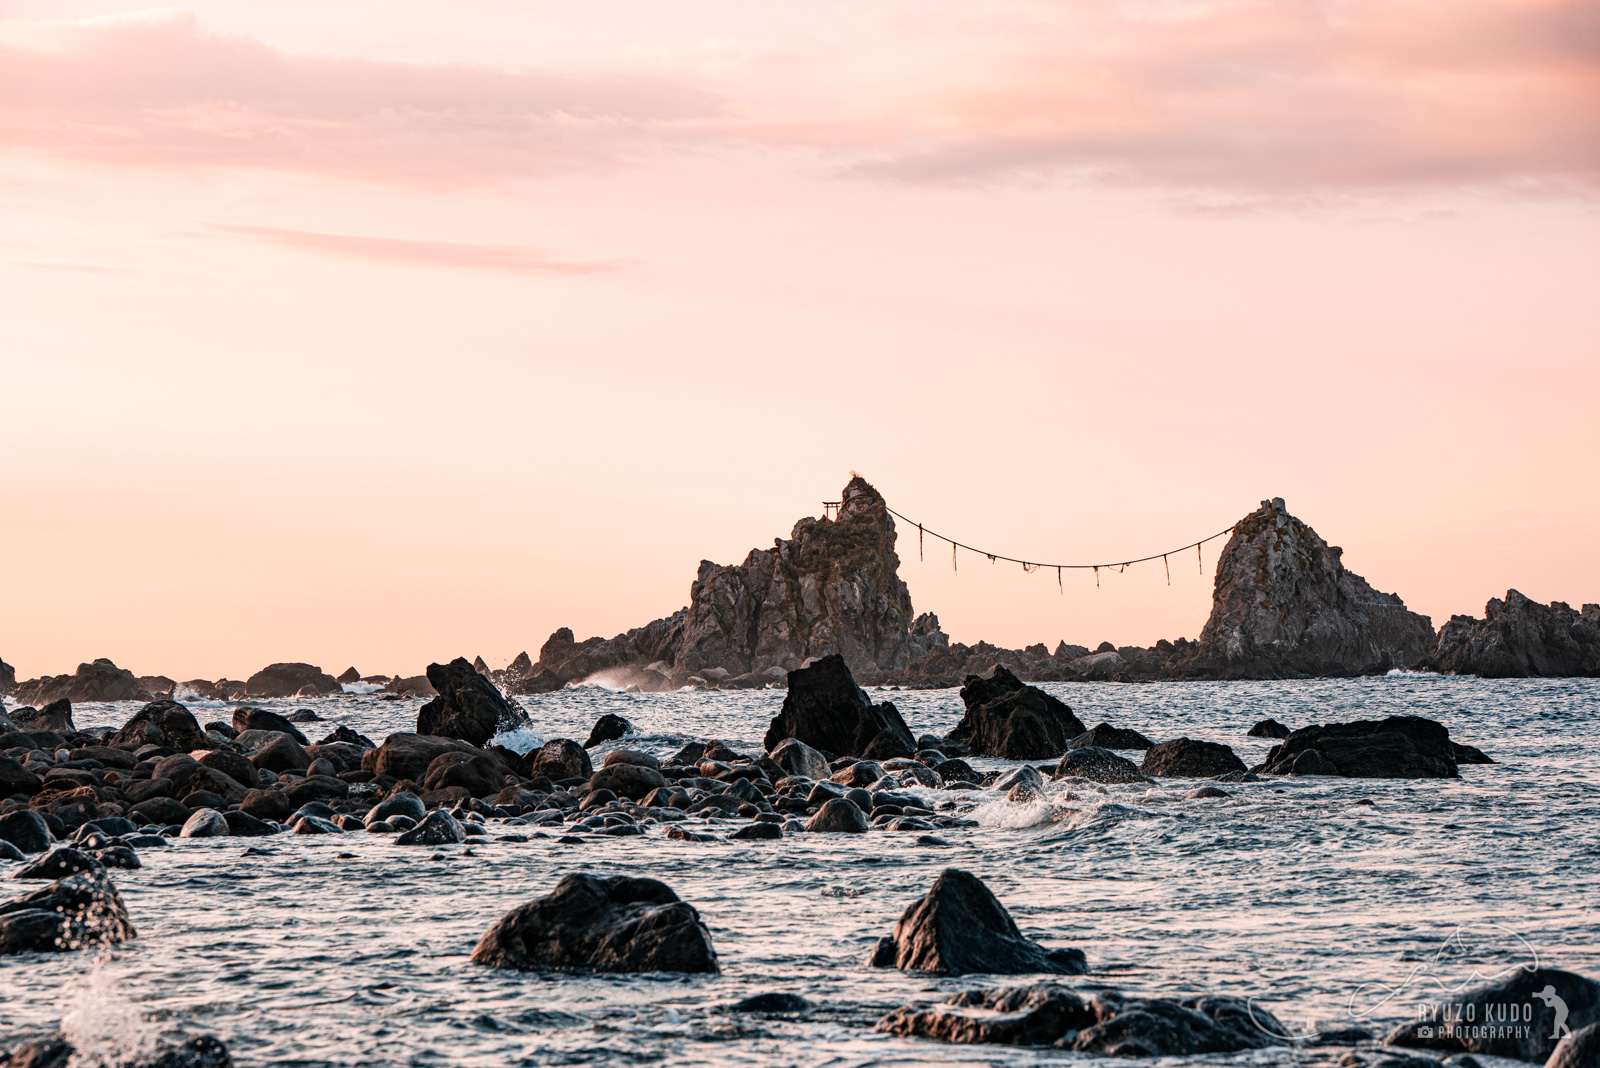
590, 764, 668, 801
251, 734, 313, 773
0, 811, 52, 854
1247, 718, 1292, 738
130, 797, 192, 825
731, 993, 811, 1014
244, 663, 339, 698
762, 654, 915, 758
422, 752, 514, 798
1386, 968, 1600, 1063
319, 725, 375, 748
383, 675, 438, 697
877, 984, 1096, 1046
368, 733, 483, 782
222, 811, 277, 837
0, 757, 43, 798
946, 666, 1084, 759
585, 714, 632, 748
1069, 992, 1289, 1056
1141, 739, 1247, 778
1258, 716, 1466, 778
602, 749, 660, 770
180, 809, 232, 838
12, 659, 142, 705
768, 738, 830, 781
805, 797, 869, 833
366, 792, 426, 825
1070, 723, 1153, 750
729, 822, 782, 841
394, 810, 465, 846
414, 658, 528, 748
10, 847, 102, 880
193, 749, 260, 790
471, 873, 718, 973
527, 739, 593, 783
1546, 1023, 1600, 1068
1054, 747, 1147, 784
11, 699, 75, 733
336, 667, 361, 684
231, 707, 309, 744
239, 788, 292, 821
108, 700, 206, 752
868, 869, 1086, 976
0, 870, 136, 955
1430, 590, 1600, 678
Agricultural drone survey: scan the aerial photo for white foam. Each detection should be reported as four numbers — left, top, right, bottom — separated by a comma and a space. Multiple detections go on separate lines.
59, 960, 160, 1067
341, 681, 385, 694
489, 725, 545, 755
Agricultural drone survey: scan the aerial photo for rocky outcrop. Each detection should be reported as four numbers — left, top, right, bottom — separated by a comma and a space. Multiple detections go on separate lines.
1386, 967, 1600, 1063
762, 655, 915, 758
471, 874, 718, 973
0, 657, 14, 695
877, 984, 1096, 1046
946, 667, 1084, 759
415, 658, 528, 747
245, 663, 339, 697
1144, 499, 1436, 679
1257, 716, 1468, 778
108, 701, 206, 752
1141, 739, 1247, 778
13, 659, 143, 704
1430, 591, 1600, 678
868, 869, 1086, 976
10, 699, 75, 733
585, 714, 631, 748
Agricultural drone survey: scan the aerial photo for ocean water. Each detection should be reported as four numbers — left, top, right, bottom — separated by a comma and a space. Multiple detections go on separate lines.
3, 676, 1598, 1067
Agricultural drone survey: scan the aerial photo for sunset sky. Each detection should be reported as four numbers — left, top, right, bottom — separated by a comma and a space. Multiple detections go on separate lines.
2, 1, 1596, 682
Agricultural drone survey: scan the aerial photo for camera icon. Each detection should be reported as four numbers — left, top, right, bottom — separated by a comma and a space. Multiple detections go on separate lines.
1417, 1027, 1435, 1038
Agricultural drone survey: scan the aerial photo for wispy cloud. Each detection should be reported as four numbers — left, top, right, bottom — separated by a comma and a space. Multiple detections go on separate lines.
208, 224, 627, 274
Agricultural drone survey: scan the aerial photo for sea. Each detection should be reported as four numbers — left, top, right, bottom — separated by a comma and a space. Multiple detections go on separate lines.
2, 675, 1597, 1068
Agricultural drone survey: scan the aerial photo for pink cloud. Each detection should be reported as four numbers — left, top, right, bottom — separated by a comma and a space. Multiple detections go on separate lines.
1, 2, 1594, 195
207, 224, 626, 274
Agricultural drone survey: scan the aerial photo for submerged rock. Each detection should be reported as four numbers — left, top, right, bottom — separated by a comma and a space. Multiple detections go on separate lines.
868, 868, 1086, 976
946, 666, 1084, 760
1069, 992, 1289, 1056
0, 1033, 231, 1067
1141, 739, 1247, 778
1054, 747, 1146, 784
731, 992, 811, 1014
394, 810, 465, 846
415, 658, 528, 748
763, 654, 915, 758
1430, 591, 1600, 678
585, 713, 632, 748
1258, 716, 1468, 778
878, 984, 1096, 1045
1386, 967, 1600, 1063
471, 873, 718, 973
0, 870, 136, 954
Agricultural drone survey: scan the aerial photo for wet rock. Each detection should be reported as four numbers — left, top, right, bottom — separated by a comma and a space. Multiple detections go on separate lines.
527, 739, 593, 782
947, 666, 1084, 760
732, 992, 811, 1013
768, 737, 830, 781
763, 654, 915, 759
13, 659, 142, 705
0, 811, 52, 854
1185, 786, 1231, 799
366, 791, 427, 825
238, 788, 292, 822
222, 811, 277, 837
423, 752, 514, 798
394, 810, 465, 846
1248, 718, 1293, 738
1141, 739, 1247, 778
1386, 967, 1600, 1063
728, 822, 782, 841
9, 847, 102, 880
245, 663, 339, 698
877, 983, 1096, 1045
1430, 590, 1600, 678
415, 657, 528, 748
282, 775, 347, 806
231, 707, 309, 745
130, 797, 192, 825
0, 757, 43, 798
109, 700, 206, 752
69, 745, 137, 769
12, 699, 75, 733
0, 870, 136, 955
590, 763, 667, 801
91, 846, 141, 870
0, 841, 25, 862
180, 809, 231, 838
251, 734, 313, 774
665, 827, 717, 842
1068, 992, 1289, 1056
319, 725, 376, 748
471, 873, 719, 973
1259, 716, 1466, 779
194, 749, 259, 790
831, 760, 882, 788
936, 758, 981, 784
368, 733, 484, 782
1545, 1023, 1600, 1068
585, 714, 632, 748
1070, 723, 1154, 750
868, 868, 1087, 976
1453, 742, 1495, 765
602, 749, 660, 770
1054, 747, 1146, 784
291, 815, 341, 835
805, 797, 869, 833
1, 1032, 234, 1066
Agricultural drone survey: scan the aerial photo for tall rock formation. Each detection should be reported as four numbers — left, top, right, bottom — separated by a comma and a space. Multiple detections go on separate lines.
531, 477, 948, 687
1429, 591, 1600, 677
1165, 498, 1435, 678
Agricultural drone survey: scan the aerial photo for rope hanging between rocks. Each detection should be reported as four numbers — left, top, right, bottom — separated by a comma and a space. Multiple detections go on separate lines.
883, 504, 1237, 587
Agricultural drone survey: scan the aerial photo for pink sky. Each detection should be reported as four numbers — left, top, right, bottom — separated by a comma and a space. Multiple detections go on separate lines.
1, 1, 1597, 681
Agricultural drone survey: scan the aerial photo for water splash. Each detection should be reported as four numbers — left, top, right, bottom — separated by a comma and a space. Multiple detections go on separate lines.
59, 957, 160, 1067
488, 725, 545, 755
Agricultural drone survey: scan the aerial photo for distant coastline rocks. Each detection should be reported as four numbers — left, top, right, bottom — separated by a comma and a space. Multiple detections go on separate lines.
1429, 590, 1600, 678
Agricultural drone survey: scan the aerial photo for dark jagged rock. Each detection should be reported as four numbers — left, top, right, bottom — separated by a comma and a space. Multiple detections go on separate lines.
1141, 739, 1247, 778
528, 739, 593, 782
1157, 498, 1436, 679
244, 663, 339, 698
868, 868, 1086, 976
109, 701, 206, 752
763, 654, 915, 758
1453, 742, 1495, 764
415, 658, 528, 748
0, 870, 136, 954
1258, 716, 1466, 778
1386, 967, 1600, 1063
11, 699, 74, 733
336, 667, 361, 684
877, 984, 1097, 1045
1054, 747, 1146, 784
1248, 718, 1292, 738
947, 667, 1084, 760
1069, 992, 1289, 1056
1430, 591, 1600, 678
319, 725, 375, 748
1546, 1023, 1600, 1068
0, 657, 13, 695
471, 873, 718, 973
1070, 723, 1153, 751
394, 810, 464, 846
13, 659, 142, 705
585, 714, 631, 748
231, 707, 308, 744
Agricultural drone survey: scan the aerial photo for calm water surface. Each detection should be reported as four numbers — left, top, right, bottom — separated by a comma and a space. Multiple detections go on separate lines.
3, 676, 1597, 1067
